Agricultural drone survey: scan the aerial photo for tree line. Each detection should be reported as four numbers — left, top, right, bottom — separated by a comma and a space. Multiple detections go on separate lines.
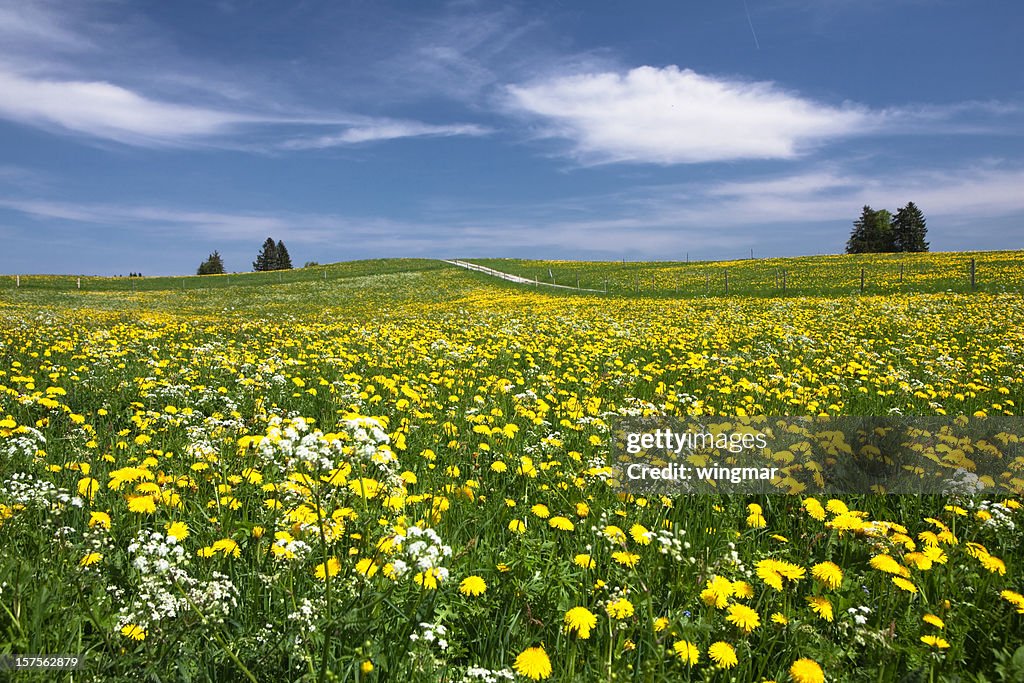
846, 202, 929, 254
196, 238, 294, 275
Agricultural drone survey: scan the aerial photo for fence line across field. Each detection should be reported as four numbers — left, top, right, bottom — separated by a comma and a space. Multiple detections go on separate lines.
444, 258, 996, 296
1, 256, 1005, 295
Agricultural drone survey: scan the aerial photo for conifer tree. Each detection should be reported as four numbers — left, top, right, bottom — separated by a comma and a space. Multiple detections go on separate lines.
847, 206, 895, 253
891, 202, 929, 252
276, 240, 293, 270
253, 238, 278, 271
197, 251, 225, 275
846, 206, 876, 254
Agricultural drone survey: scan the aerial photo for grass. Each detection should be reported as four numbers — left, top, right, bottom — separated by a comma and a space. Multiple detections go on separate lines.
463, 250, 1024, 297
1, 254, 1023, 682
3, 258, 450, 293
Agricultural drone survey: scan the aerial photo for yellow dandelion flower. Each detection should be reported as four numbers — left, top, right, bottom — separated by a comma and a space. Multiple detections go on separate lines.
732, 580, 754, 599
611, 551, 640, 568
771, 612, 789, 626
701, 575, 735, 608
789, 657, 825, 683
315, 557, 341, 580
211, 538, 240, 558
775, 561, 806, 581
922, 614, 945, 629
78, 477, 100, 501
574, 554, 595, 569
355, 558, 380, 578
811, 561, 843, 590
605, 598, 634, 620
513, 646, 552, 680
653, 617, 669, 632
89, 511, 111, 529
548, 516, 574, 531
757, 563, 784, 591
126, 495, 156, 514
980, 554, 1006, 575
120, 624, 146, 640
672, 639, 700, 666
746, 507, 767, 528
726, 603, 761, 633
564, 607, 597, 639
629, 524, 651, 544
459, 575, 487, 597
870, 554, 909, 577
508, 519, 527, 534
414, 568, 442, 590
708, 641, 738, 669
920, 635, 950, 649
825, 499, 848, 515
892, 577, 918, 594
530, 504, 549, 518
79, 552, 102, 567
806, 596, 833, 622
803, 498, 826, 521
165, 521, 189, 541
999, 590, 1024, 614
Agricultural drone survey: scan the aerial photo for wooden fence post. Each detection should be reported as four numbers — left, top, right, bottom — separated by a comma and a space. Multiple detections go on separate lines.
970, 258, 976, 291
860, 268, 865, 294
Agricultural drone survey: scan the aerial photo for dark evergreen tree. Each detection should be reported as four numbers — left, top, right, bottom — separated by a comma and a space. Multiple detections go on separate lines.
891, 202, 929, 252
846, 205, 876, 254
847, 206, 895, 253
276, 240, 293, 270
253, 238, 278, 271
197, 251, 225, 275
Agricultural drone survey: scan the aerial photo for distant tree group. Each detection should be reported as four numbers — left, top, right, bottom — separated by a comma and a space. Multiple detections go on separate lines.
197, 251, 226, 275
846, 203, 929, 254
129, 272, 142, 277
253, 238, 293, 271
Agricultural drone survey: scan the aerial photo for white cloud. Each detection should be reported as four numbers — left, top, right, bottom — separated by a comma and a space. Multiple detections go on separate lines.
281, 121, 490, 149
505, 65, 884, 164
0, 68, 259, 145
0, 66, 490, 149
0, 2, 94, 53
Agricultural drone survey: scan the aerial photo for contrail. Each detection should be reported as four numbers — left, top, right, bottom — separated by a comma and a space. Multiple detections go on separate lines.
743, 0, 761, 50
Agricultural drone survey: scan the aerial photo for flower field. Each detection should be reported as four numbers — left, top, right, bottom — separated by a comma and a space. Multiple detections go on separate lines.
1, 254, 1023, 682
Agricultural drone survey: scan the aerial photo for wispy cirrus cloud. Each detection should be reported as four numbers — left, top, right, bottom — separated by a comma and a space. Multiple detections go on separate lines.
0, 1, 490, 149
280, 121, 491, 149
0, 68, 257, 146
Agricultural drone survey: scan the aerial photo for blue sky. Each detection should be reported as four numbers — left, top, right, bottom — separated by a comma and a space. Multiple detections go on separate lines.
0, 0, 1021, 275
